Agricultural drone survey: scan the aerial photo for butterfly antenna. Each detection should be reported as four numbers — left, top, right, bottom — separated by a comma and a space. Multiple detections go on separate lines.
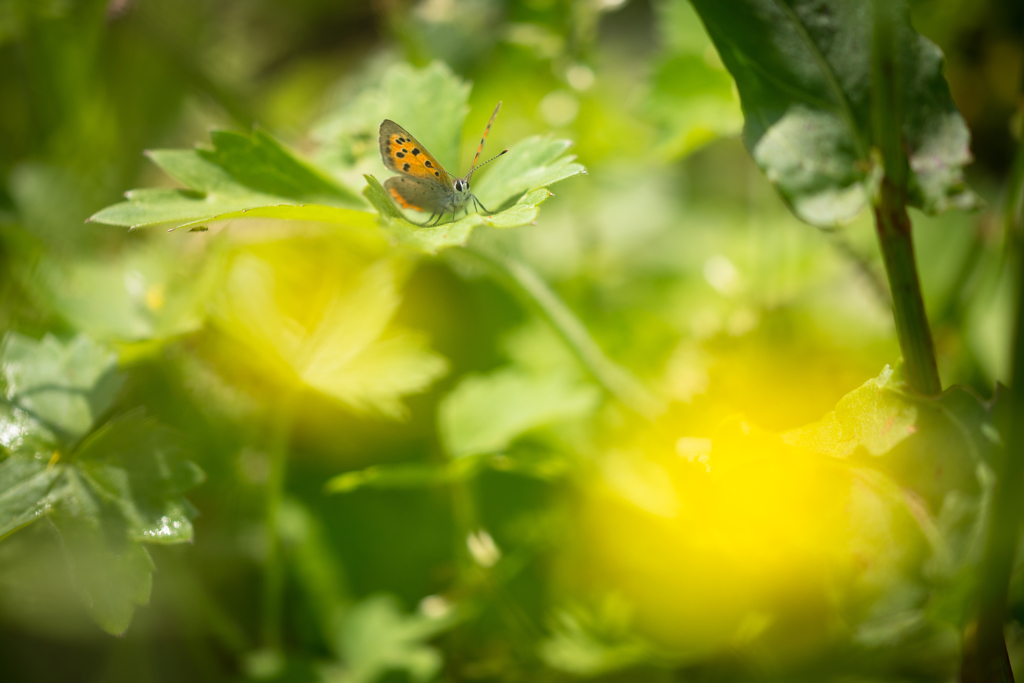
466, 149, 508, 183
469, 102, 503, 172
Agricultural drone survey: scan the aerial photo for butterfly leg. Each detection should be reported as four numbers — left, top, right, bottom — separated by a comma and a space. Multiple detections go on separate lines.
472, 195, 495, 216
429, 205, 448, 226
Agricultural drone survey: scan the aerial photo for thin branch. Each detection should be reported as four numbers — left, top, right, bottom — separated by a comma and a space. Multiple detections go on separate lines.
449, 246, 664, 420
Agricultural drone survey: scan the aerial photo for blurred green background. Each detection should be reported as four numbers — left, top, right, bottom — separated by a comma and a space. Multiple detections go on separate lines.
1, 0, 1023, 681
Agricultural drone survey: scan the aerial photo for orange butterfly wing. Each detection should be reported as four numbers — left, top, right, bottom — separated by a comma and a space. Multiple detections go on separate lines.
378, 120, 453, 187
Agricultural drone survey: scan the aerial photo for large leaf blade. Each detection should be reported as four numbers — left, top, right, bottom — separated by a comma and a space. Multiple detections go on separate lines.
689, 0, 977, 226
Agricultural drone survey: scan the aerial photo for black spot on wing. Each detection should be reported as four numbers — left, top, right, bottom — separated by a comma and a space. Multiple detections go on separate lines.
424, 160, 432, 168
403, 163, 411, 171
412, 148, 421, 156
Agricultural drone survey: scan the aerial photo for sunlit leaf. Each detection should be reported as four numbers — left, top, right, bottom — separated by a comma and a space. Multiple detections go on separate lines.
0, 455, 61, 539
214, 253, 448, 418
689, 0, 978, 226
540, 604, 662, 676
321, 594, 458, 683
783, 366, 919, 458
471, 135, 586, 211
314, 62, 469, 173
41, 241, 223, 343
438, 367, 599, 458
362, 134, 585, 251
325, 459, 482, 494
784, 366, 995, 507
784, 365, 1007, 621
364, 174, 555, 255
325, 447, 577, 494
88, 130, 363, 230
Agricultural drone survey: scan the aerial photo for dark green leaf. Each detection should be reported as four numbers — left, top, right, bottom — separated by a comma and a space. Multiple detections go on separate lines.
196, 130, 361, 205
689, 0, 977, 226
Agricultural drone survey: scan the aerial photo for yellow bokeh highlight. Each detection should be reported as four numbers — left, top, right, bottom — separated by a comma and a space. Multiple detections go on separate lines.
569, 418, 928, 661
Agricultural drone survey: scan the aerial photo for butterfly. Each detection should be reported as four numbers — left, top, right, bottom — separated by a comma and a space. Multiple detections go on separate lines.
379, 102, 508, 226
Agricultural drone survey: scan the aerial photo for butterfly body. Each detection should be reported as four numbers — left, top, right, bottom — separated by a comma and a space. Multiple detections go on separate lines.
379, 103, 507, 226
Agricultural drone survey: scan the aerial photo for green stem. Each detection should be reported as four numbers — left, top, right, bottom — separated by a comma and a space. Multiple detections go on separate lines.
260, 392, 297, 650
450, 246, 663, 419
1005, 138, 1024, 255
962, 150, 1024, 683
873, 181, 942, 395
870, 0, 940, 396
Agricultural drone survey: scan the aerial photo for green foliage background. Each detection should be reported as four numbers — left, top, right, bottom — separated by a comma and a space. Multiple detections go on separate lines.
1, 0, 1023, 681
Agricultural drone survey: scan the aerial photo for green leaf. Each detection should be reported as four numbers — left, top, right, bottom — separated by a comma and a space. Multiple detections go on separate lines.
2, 332, 120, 443
784, 366, 994, 506
214, 254, 448, 418
88, 130, 363, 230
689, 0, 977, 226
325, 459, 483, 494
197, 130, 360, 205
438, 367, 600, 458
48, 483, 155, 636
41, 241, 223, 343
74, 412, 204, 544
363, 175, 557, 256
314, 62, 470, 172
646, 0, 743, 158
783, 366, 919, 458
784, 366, 1006, 604
540, 604, 662, 676
471, 135, 586, 211
277, 498, 351, 649
0, 339, 204, 635
0, 413, 203, 633
323, 594, 458, 683
0, 455, 61, 539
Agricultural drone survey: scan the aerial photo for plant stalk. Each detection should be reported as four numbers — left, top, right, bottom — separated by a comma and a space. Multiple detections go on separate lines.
962, 153, 1024, 683
450, 246, 663, 420
869, 0, 941, 396
260, 392, 297, 650
873, 180, 942, 395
